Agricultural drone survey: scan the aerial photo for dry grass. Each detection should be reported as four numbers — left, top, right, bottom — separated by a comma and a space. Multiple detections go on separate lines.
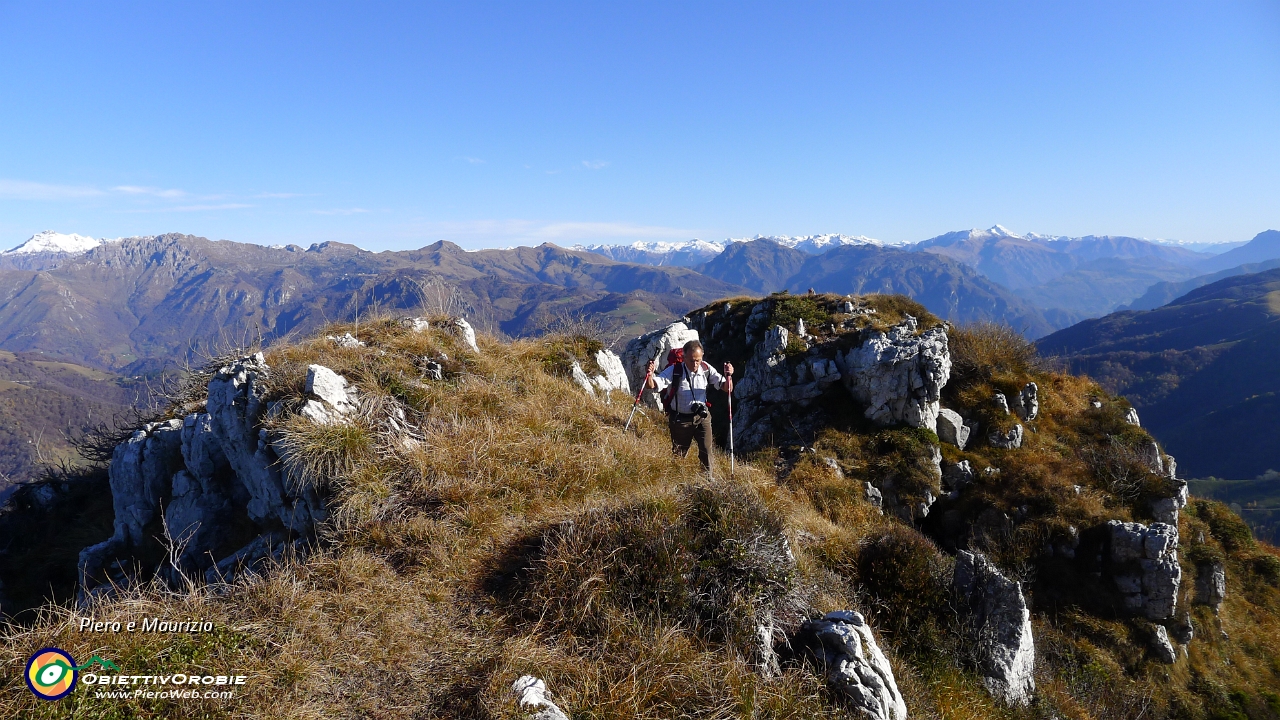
2, 310, 1279, 718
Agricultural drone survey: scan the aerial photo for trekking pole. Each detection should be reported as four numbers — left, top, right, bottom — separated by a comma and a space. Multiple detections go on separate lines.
624, 349, 661, 432
726, 364, 735, 477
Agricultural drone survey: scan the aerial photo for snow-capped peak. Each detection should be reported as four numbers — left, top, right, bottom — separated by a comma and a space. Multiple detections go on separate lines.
4, 230, 102, 255
732, 234, 904, 253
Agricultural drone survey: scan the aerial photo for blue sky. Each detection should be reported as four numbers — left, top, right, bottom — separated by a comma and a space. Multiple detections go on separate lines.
1, 1, 1277, 251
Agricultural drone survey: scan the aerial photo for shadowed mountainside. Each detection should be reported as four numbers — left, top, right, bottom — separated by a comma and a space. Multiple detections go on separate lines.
1038, 267, 1280, 478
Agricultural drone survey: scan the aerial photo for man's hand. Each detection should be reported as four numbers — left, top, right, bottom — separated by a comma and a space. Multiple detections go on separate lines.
723, 362, 734, 376
645, 359, 656, 374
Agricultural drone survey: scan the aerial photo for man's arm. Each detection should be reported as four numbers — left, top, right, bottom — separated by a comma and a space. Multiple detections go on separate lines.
647, 362, 672, 390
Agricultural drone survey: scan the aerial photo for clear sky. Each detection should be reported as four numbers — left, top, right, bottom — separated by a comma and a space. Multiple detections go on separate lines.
1, 1, 1278, 251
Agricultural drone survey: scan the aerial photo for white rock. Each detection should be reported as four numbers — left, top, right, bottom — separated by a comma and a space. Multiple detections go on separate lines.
1150, 625, 1177, 664
800, 611, 907, 720
452, 317, 479, 353
994, 393, 1010, 415
511, 676, 569, 720
1124, 407, 1141, 426
592, 349, 630, 394
954, 551, 1036, 706
306, 365, 350, 408
326, 332, 364, 348
1108, 520, 1181, 620
937, 408, 970, 449
838, 316, 951, 433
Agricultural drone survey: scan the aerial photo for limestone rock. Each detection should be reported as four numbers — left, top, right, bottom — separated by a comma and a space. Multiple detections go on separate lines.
511, 675, 570, 720
798, 611, 907, 720
570, 361, 596, 397
839, 315, 951, 433
937, 408, 970, 449
80, 353, 327, 596
1107, 521, 1181, 620
1018, 383, 1039, 421
422, 360, 443, 381
953, 551, 1036, 706
988, 424, 1024, 449
1194, 561, 1226, 610
1140, 441, 1164, 475
1172, 612, 1195, 645
1124, 407, 1141, 426
1150, 625, 1177, 664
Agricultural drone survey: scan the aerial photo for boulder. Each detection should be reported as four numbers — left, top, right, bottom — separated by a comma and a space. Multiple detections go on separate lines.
402, 316, 480, 353
1107, 520, 1181, 620
937, 408, 970, 449
953, 551, 1036, 706
1124, 407, 1141, 426
511, 676, 570, 720
864, 482, 884, 513
988, 424, 1024, 449
839, 316, 951, 433
797, 611, 907, 720
1150, 625, 1177, 664
1194, 561, 1226, 611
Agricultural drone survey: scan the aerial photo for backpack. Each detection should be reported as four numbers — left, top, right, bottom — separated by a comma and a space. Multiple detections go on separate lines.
659, 348, 711, 414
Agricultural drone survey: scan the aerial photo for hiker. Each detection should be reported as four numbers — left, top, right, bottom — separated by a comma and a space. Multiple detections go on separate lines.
645, 340, 733, 471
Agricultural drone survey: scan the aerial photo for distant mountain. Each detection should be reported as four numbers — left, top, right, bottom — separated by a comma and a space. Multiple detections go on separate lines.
577, 233, 898, 268
1013, 256, 1203, 317
1197, 230, 1280, 273
575, 239, 727, 267
1038, 267, 1280, 478
0, 234, 748, 371
913, 225, 1213, 319
694, 238, 807, 292
695, 238, 1055, 336
1124, 258, 1280, 311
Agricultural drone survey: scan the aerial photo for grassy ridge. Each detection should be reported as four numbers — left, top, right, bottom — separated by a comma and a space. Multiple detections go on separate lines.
1, 305, 1278, 718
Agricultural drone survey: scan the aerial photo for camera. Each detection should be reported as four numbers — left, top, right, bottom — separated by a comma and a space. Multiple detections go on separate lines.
689, 401, 709, 418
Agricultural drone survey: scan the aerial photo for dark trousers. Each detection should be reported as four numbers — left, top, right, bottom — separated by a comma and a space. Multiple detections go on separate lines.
669, 412, 713, 469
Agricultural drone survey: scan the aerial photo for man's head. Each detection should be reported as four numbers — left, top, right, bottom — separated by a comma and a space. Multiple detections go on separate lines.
682, 339, 704, 369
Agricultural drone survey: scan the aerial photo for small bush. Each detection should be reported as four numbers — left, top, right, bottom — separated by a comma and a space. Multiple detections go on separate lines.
771, 296, 832, 332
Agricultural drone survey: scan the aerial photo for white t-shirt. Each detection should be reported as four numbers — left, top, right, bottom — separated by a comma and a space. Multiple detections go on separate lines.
652, 361, 727, 414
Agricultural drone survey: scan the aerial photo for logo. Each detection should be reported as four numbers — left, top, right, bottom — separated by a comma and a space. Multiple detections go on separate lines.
24, 649, 119, 700
25, 648, 78, 700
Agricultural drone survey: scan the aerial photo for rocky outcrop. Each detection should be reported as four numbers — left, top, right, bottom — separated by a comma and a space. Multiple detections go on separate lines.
511, 676, 570, 720
1194, 561, 1226, 611
839, 316, 950, 433
943, 460, 975, 496
937, 408, 970, 450
730, 325, 845, 450
1106, 521, 1181, 620
953, 551, 1036, 707
1124, 407, 1141, 426
797, 611, 907, 720
79, 354, 331, 595
300, 364, 358, 425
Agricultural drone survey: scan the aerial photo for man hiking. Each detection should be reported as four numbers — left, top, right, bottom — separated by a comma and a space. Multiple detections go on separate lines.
646, 340, 734, 472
